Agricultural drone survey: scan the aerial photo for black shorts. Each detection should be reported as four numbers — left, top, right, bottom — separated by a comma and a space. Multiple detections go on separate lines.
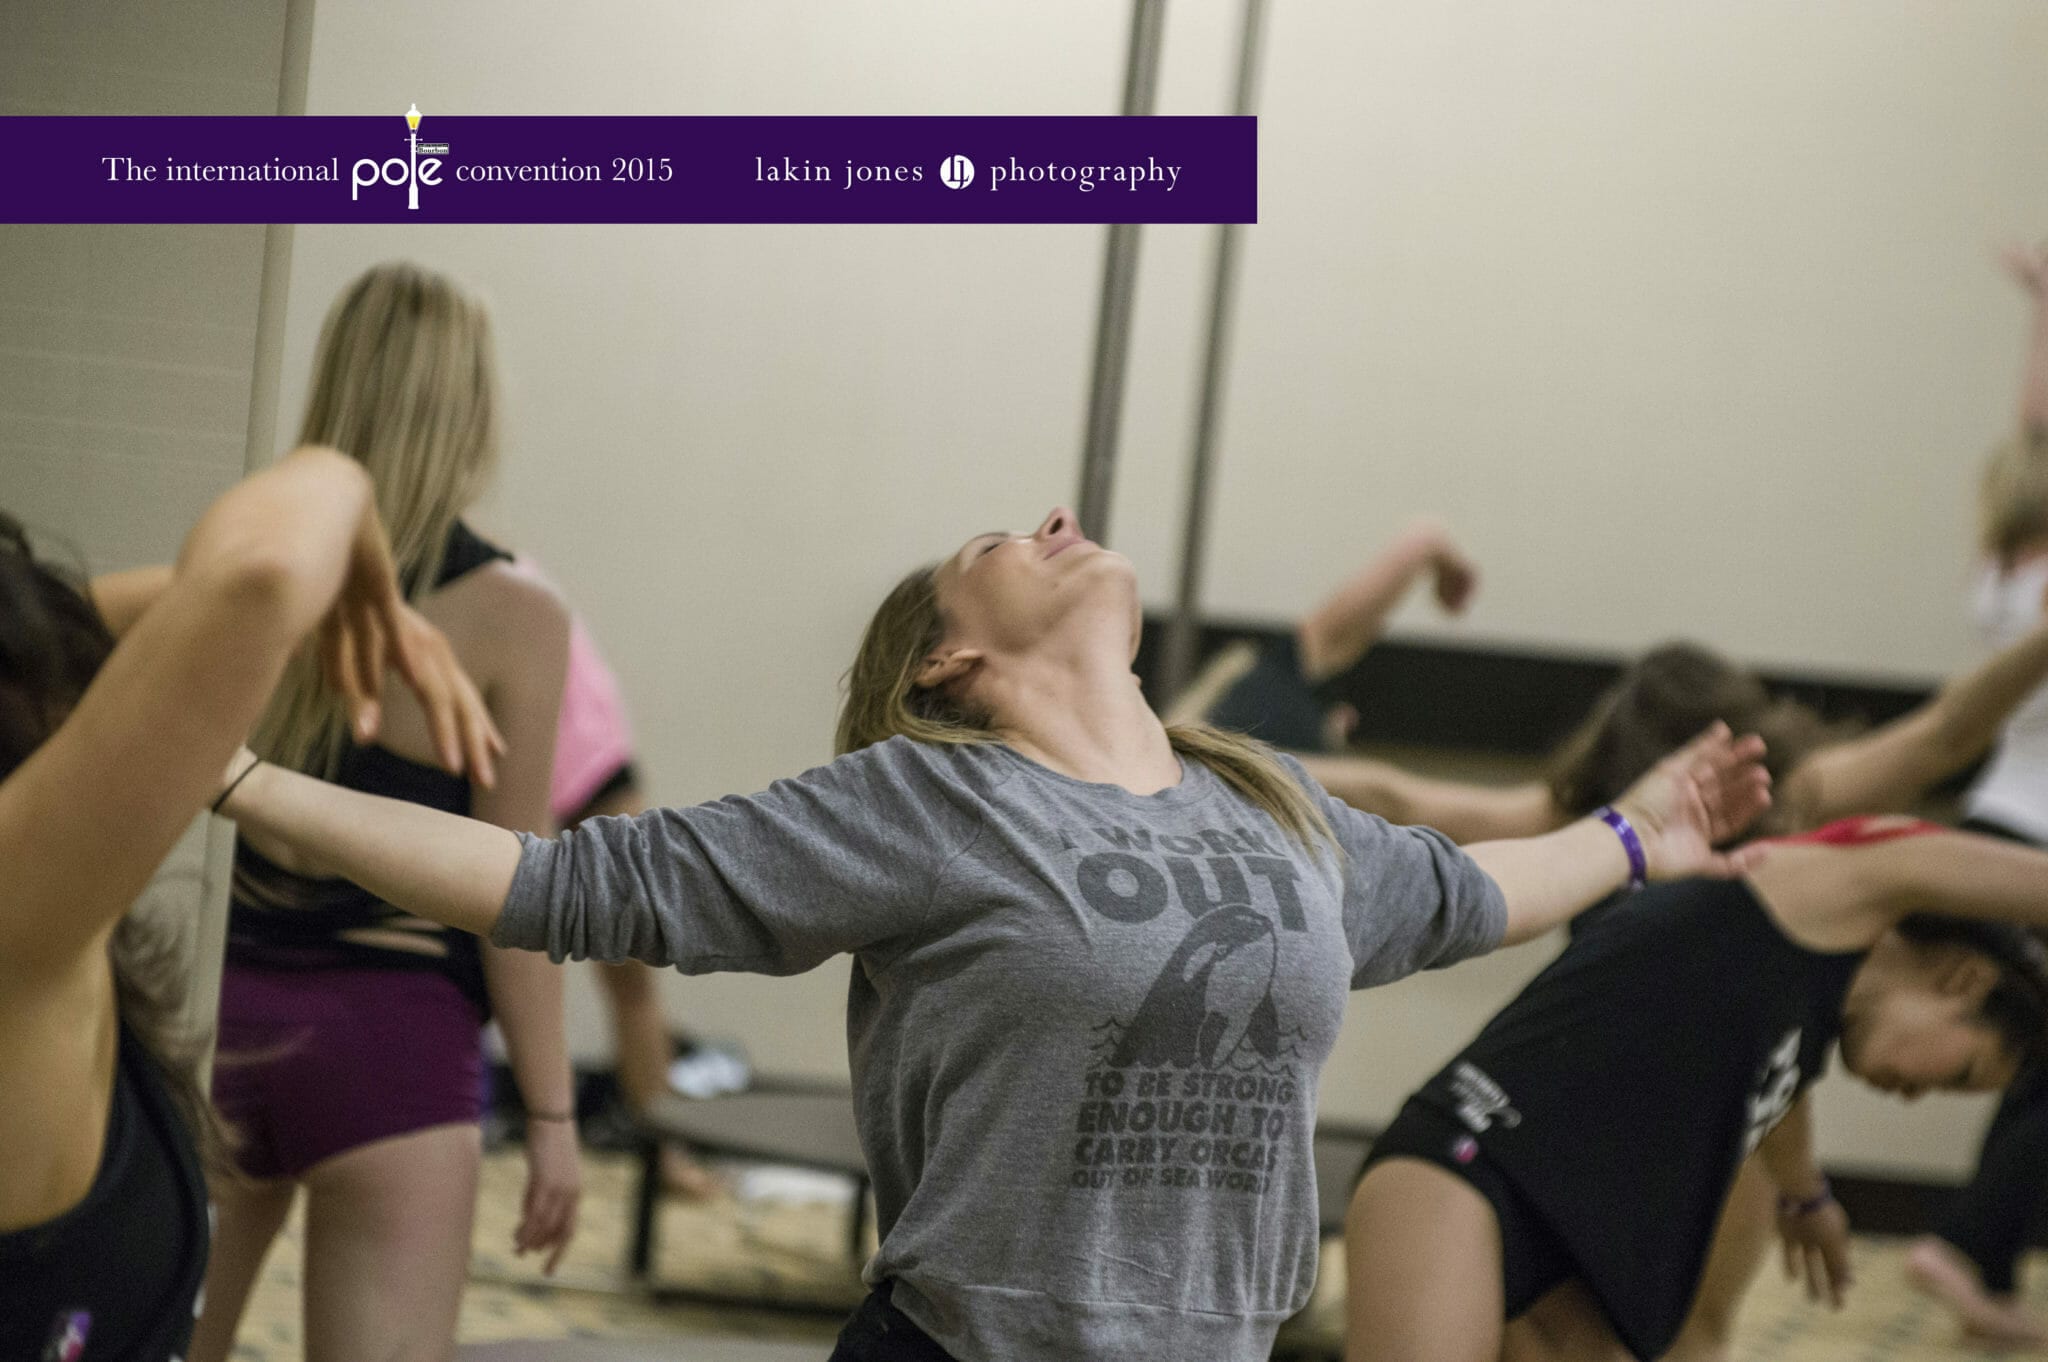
828, 1282, 960, 1362
560, 760, 639, 828
1962, 816, 2038, 846
1362, 1099, 1581, 1323
1205, 634, 1345, 753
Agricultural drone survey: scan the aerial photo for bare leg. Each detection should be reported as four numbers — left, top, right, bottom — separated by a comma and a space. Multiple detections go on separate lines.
189, 1174, 297, 1362
299, 1123, 482, 1362
1904, 1237, 2048, 1348
568, 784, 718, 1199
1345, 1158, 1506, 1362
1660, 1153, 1774, 1362
591, 958, 718, 1199
594, 960, 671, 1113
1505, 1280, 1635, 1362
1908, 1059, 2048, 1346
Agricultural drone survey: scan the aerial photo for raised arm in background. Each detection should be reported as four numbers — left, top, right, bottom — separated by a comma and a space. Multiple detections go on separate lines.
1296, 518, 1479, 683
1790, 616, 2048, 821
2004, 240, 2048, 438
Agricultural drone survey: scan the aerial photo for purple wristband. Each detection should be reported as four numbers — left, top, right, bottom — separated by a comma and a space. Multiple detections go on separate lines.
1597, 805, 1648, 891
1778, 1178, 1833, 1218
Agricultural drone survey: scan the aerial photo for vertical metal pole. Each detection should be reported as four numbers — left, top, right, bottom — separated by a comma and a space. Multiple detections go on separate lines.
1075, 0, 1167, 544
1156, 0, 1265, 703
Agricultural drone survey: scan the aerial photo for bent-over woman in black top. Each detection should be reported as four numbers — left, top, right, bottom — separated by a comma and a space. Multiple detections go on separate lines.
1345, 817, 2048, 1362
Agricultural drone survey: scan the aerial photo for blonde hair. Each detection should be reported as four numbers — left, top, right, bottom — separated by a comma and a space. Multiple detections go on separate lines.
1980, 428, 2048, 566
837, 564, 1339, 855
253, 261, 501, 776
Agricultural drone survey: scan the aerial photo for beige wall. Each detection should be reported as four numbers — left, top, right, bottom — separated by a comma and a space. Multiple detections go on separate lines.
262, 1, 2048, 1179
1115, 0, 2048, 682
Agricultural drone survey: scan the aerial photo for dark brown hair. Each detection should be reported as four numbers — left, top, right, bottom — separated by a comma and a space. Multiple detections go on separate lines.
0, 511, 233, 1173
1897, 914, 2048, 1064
1546, 640, 1844, 833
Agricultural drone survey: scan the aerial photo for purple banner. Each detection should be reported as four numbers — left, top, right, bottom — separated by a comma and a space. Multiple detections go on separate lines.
1, 115, 1255, 225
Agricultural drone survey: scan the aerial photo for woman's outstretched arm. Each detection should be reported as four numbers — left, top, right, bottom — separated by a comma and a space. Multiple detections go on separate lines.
220, 759, 522, 937
1470, 724, 1771, 945
1792, 615, 2048, 822
1296, 518, 1478, 683
1749, 829, 2048, 951
2005, 240, 2047, 438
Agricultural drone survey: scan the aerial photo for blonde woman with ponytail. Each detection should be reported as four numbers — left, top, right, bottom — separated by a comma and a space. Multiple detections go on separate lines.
214, 504, 1768, 1362
192, 263, 580, 1362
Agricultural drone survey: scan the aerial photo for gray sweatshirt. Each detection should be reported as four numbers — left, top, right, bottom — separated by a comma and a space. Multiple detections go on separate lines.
494, 736, 1504, 1362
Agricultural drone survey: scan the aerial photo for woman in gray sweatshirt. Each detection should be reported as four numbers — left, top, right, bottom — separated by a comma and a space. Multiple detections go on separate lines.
218, 504, 1771, 1362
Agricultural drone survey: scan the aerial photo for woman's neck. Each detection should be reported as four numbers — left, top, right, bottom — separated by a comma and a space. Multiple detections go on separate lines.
985, 654, 1181, 795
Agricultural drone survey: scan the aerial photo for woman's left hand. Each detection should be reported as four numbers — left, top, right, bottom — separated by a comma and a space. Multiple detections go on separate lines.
1614, 722, 1773, 880
315, 508, 505, 785
1778, 1194, 1854, 1309
514, 1117, 583, 1275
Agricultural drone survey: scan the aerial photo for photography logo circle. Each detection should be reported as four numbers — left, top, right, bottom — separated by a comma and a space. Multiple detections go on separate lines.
939, 154, 974, 190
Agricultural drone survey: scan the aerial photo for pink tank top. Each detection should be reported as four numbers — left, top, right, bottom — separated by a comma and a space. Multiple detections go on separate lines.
504, 559, 637, 823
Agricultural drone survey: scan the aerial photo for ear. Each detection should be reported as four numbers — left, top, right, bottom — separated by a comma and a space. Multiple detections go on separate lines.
1938, 950, 2001, 1004
914, 645, 983, 692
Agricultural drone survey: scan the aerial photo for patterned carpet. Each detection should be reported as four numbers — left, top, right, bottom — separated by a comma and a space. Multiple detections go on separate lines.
226, 1148, 2048, 1361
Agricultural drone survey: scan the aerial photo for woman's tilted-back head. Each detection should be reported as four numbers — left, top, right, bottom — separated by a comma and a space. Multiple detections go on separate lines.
836, 506, 1131, 755
839, 506, 1335, 855
261, 260, 502, 777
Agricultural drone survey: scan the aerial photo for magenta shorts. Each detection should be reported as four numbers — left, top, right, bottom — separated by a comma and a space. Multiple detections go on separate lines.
211, 965, 485, 1181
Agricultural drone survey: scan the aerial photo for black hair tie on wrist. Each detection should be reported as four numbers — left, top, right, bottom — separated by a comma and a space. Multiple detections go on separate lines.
213, 756, 262, 815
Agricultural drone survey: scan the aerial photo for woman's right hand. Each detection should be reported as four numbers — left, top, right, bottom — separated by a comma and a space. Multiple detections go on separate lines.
1430, 540, 1480, 614
515, 1117, 583, 1275
1612, 722, 1774, 881
318, 504, 504, 785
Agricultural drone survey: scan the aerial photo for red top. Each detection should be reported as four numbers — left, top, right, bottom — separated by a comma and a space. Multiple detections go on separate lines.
1768, 815, 1945, 848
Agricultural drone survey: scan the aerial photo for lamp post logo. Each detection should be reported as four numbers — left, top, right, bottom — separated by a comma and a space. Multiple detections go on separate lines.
352, 103, 449, 208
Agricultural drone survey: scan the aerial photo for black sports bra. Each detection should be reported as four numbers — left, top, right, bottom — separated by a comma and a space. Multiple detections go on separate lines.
0, 1026, 210, 1361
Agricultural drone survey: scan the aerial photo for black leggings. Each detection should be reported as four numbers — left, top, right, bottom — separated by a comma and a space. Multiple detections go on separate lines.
1940, 1062, 2048, 1293
1205, 634, 1345, 753
1936, 818, 2048, 1294
827, 1283, 960, 1362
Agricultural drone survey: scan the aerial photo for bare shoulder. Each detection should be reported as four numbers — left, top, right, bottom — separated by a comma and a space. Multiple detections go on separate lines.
422, 559, 572, 684
1743, 843, 1887, 954
467, 559, 572, 624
